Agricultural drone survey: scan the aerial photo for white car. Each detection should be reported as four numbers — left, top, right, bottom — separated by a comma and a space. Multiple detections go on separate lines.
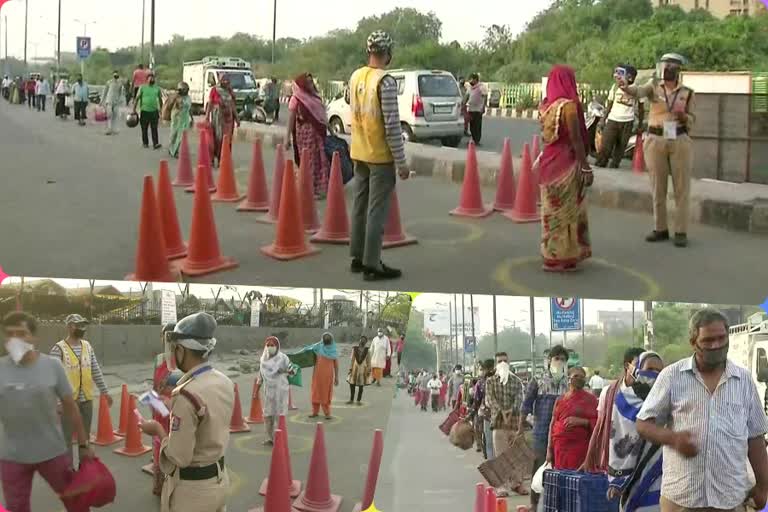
326, 69, 465, 147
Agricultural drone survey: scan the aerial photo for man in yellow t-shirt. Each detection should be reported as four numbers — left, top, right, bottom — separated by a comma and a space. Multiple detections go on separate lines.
347, 31, 410, 282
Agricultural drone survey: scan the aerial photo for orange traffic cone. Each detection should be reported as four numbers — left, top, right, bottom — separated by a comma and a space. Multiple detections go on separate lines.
156, 160, 188, 260
473, 483, 485, 512
114, 384, 129, 437
532, 134, 541, 160
126, 175, 177, 282
114, 395, 151, 457
261, 160, 321, 261
632, 133, 645, 174
504, 143, 540, 223
91, 394, 121, 446
288, 388, 298, 411
484, 488, 497, 512
237, 139, 270, 212
246, 379, 265, 424
180, 165, 239, 277
293, 423, 343, 512
450, 142, 493, 218
259, 416, 302, 498
497, 498, 509, 512
173, 132, 195, 187
311, 152, 350, 244
493, 139, 516, 212
186, 129, 216, 194
248, 430, 293, 512
256, 144, 286, 224
212, 135, 245, 202
382, 191, 417, 249
351, 429, 384, 512
299, 149, 321, 233
230, 383, 251, 433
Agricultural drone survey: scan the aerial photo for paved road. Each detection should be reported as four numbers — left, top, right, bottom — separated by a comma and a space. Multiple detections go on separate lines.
1, 103, 765, 304
376, 388, 529, 512
6, 346, 398, 512
273, 112, 547, 158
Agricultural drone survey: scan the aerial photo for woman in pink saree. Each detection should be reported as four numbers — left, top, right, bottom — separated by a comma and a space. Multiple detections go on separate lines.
538, 65, 594, 272
286, 73, 330, 198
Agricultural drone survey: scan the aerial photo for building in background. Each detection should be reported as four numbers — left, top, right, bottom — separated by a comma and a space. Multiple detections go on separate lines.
654, 0, 762, 17
596, 310, 645, 336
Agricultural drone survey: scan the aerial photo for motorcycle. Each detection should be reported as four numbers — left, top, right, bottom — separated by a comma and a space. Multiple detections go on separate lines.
237, 94, 268, 124
584, 100, 606, 157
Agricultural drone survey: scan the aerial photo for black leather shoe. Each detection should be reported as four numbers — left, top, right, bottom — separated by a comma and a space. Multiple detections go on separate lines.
363, 262, 402, 281
674, 233, 688, 247
350, 259, 364, 273
645, 230, 670, 243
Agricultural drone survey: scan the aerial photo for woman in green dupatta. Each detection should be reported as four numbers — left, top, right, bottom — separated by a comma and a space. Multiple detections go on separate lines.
205, 75, 239, 167
167, 82, 193, 158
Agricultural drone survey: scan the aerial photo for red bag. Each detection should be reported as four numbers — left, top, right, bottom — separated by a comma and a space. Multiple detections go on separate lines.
439, 397, 465, 436
93, 107, 107, 122
60, 457, 116, 509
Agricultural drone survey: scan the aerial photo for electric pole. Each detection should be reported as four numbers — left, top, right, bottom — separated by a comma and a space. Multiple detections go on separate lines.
23, 0, 28, 69
56, 0, 61, 77
149, 0, 155, 69
271, 0, 277, 64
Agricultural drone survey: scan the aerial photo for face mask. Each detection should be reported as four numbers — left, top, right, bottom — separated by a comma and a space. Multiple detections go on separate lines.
113, 75, 119, 79
662, 67, 679, 82
635, 370, 659, 386
551, 361, 566, 375
149, 79, 156, 85
267, 346, 277, 356
73, 328, 86, 337
697, 343, 729, 367
570, 375, 586, 390
323, 338, 332, 345
179, 90, 188, 96
632, 382, 652, 400
5, 337, 33, 364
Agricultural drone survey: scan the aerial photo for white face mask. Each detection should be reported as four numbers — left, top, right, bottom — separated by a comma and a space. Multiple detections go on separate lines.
267, 346, 277, 356
6, 337, 34, 364
550, 360, 566, 374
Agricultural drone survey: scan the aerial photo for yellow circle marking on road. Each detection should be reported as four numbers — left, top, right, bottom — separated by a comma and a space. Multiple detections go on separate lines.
227, 467, 244, 497
233, 433, 314, 456
492, 256, 661, 300
289, 413, 343, 426
404, 218, 485, 246
331, 401, 370, 409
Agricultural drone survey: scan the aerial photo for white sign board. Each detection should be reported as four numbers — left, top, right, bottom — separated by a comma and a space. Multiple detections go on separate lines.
424, 309, 451, 336
451, 307, 481, 337
250, 301, 261, 327
160, 290, 177, 325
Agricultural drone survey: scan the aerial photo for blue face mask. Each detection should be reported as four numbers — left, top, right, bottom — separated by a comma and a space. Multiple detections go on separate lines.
635, 369, 659, 386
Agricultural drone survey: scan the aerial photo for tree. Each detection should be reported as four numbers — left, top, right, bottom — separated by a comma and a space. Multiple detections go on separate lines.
402, 309, 437, 370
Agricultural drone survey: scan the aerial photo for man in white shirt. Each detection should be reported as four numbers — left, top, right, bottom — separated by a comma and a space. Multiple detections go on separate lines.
1, 76, 10, 100
370, 329, 391, 386
588, 370, 605, 396
35, 77, 51, 112
464, 73, 487, 146
596, 65, 643, 169
102, 70, 126, 135
427, 373, 442, 412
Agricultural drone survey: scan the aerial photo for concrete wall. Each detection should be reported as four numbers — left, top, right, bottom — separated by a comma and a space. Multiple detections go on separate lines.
32, 324, 377, 366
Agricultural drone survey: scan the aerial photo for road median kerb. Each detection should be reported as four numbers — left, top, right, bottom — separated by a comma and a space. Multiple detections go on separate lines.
234, 123, 768, 234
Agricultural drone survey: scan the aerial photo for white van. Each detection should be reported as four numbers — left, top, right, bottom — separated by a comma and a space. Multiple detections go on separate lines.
326, 69, 465, 147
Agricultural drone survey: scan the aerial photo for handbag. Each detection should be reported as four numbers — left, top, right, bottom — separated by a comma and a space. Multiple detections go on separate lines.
287, 363, 302, 387
477, 433, 535, 488
449, 419, 475, 450
65, 95, 74, 108
324, 134, 354, 184
439, 398, 464, 436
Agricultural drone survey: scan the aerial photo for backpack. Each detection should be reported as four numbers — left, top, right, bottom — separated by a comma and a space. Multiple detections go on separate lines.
324, 134, 354, 185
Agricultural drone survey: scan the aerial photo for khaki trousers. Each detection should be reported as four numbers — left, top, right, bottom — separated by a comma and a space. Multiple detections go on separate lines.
643, 133, 693, 234
162, 467, 230, 512
660, 496, 746, 512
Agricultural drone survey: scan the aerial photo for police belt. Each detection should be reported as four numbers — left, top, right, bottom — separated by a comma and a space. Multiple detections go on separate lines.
178, 457, 224, 481
648, 125, 687, 137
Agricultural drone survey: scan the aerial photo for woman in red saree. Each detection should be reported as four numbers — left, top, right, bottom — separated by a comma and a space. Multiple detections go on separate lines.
286, 73, 330, 199
206, 76, 239, 168
538, 65, 594, 272
547, 366, 598, 470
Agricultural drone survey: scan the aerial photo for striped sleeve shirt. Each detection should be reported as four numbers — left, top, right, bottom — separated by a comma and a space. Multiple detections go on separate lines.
637, 356, 768, 509
50, 341, 109, 401
521, 373, 569, 445
378, 75, 407, 168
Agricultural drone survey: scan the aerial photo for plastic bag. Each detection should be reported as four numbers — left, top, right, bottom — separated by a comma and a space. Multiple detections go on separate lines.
287, 363, 302, 387
60, 457, 116, 509
531, 461, 551, 494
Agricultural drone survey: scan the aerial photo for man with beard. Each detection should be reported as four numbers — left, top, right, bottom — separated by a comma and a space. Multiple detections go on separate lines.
637, 308, 768, 512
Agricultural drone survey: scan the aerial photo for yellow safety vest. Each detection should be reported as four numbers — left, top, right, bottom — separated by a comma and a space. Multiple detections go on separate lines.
349, 66, 393, 164
56, 340, 95, 401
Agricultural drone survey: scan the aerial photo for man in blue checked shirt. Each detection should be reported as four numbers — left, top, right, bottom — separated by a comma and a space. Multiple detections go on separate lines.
71, 74, 89, 126
519, 344, 570, 510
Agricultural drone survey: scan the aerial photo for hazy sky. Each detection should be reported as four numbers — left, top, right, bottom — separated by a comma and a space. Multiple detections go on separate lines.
0, 0, 552, 59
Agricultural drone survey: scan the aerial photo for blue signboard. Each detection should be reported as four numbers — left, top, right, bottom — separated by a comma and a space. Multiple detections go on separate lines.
76, 37, 91, 60
550, 297, 582, 332
464, 336, 476, 354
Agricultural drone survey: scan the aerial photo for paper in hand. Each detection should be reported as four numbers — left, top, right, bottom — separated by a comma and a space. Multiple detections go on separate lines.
139, 390, 170, 418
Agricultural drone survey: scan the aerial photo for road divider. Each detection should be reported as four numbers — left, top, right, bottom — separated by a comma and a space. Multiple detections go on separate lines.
234, 123, 768, 235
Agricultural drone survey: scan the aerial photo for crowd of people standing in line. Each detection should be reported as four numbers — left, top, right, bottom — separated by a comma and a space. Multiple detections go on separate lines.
421, 307, 767, 512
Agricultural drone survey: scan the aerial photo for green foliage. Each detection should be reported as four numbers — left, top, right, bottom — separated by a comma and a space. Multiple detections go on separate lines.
401, 309, 437, 370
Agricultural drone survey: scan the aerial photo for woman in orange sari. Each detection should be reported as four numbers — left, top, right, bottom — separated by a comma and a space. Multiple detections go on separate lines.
309, 332, 339, 420
547, 366, 598, 470
538, 65, 593, 272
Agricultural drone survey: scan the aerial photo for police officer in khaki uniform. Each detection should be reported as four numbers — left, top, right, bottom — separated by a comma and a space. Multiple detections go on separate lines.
139, 312, 235, 512
618, 53, 696, 248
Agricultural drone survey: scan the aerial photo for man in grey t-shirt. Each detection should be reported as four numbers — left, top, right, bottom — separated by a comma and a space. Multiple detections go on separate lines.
0, 311, 94, 512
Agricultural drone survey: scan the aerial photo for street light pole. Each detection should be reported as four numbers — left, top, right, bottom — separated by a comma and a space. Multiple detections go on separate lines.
56, 0, 61, 78
271, 0, 277, 64
469, 294, 476, 369
492, 294, 498, 355
149, 0, 155, 70
140, 0, 145, 63
529, 296, 536, 374
461, 294, 466, 369
23, 0, 28, 69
